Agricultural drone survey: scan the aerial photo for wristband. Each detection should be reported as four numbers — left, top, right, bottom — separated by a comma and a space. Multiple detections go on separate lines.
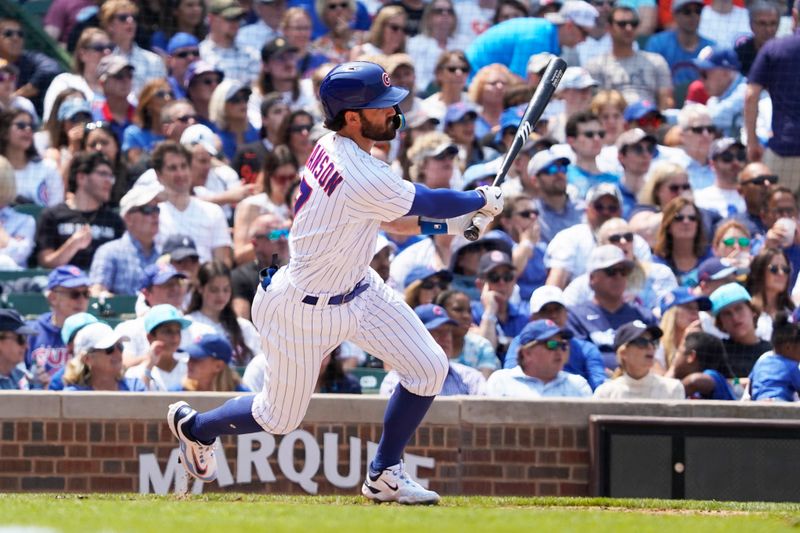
419, 217, 448, 235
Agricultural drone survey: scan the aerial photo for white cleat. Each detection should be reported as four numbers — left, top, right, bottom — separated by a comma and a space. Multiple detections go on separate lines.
361, 461, 440, 505
167, 401, 217, 483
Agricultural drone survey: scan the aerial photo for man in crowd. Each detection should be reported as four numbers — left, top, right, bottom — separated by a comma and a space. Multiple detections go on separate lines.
199, 0, 260, 85
693, 47, 746, 138
760, 186, 800, 291
735, 0, 780, 77
667, 331, 735, 400
695, 138, 746, 219
644, 0, 712, 86
36, 152, 125, 271
0, 309, 36, 390
236, 0, 285, 52
92, 55, 135, 144
616, 128, 656, 218
529, 148, 584, 244
573, 0, 613, 67
161, 99, 199, 143
165, 33, 201, 99
734, 162, 776, 238
443, 102, 487, 170
565, 111, 619, 199
548, 67, 597, 143
89, 185, 163, 297
486, 318, 592, 398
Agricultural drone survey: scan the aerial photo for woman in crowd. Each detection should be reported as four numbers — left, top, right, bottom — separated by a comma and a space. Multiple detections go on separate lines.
43, 98, 93, 181
468, 64, 515, 139
493, 0, 529, 23
636, 161, 693, 212
437, 289, 498, 378
0, 61, 35, 120
406, 0, 463, 94
591, 90, 628, 173
0, 156, 35, 268
745, 247, 794, 340
403, 266, 452, 308
233, 93, 289, 184
43, 28, 112, 121
0, 109, 63, 207
656, 287, 711, 373
35, 89, 85, 156
81, 120, 128, 205
711, 219, 752, 271
63, 322, 145, 392
179, 333, 248, 392
350, 5, 407, 59
122, 80, 173, 167
185, 62, 223, 128
312, 0, 365, 64
185, 261, 263, 366
281, 8, 328, 79
652, 197, 711, 286
209, 80, 259, 162
420, 51, 471, 124
277, 110, 315, 171
151, 0, 207, 52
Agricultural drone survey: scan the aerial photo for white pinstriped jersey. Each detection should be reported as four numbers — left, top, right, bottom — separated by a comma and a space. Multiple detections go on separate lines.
287, 132, 415, 294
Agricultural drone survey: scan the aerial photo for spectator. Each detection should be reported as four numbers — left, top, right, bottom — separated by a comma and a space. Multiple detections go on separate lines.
164, 34, 201, 100
209, 80, 259, 162
280, 111, 316, 172
568, 245, 656, 369
657, 287, 712, 372
407, 131, 460, 188
251, 38, 315, 130
406, 0, 464, 93
231, 213, 291, 319
652, 197, 711, 285
622, 99, 665, 139
745, 247, 794, 323
153, 141, 233, 265
574, 0, 614, 67
446, 234, 511, 301
351, 5, 408, 58
312, 0, 367, 64
443, 103, 487, 171
43, 0, 96, 45
525, 51, 555, 88
36, 152, 124, 270
668, 331, 737, 399
616, 128, 656, 217
63, 322, 145, 391
124, 304, 190, 391
184, 61, 224, 129
467, 64, 515, 139
0, 155, 35, 268
760, 186, 800, 292
711, 219, 752, 273
91, 55, 136, 145
419, 51, 472, 125
314, 346, 361, 393
0, 17, 62, 115
44, 98, 94, 180
161, 99, 200, 145
487, 318, 592, 398
162, 234, 201, 309
26, 266, 92, 388
389, 232, 458, 295
565, 111, 619, 199
593, 321, 685, 399
695, 138, 747, 218
585, 6, 673, 109
0, 309, 35, 390
675, 103, 716, 190
280, 8, 328, 79
699, 0, 751, 49
81, 120, 128, 207
122, 79, 173, 167
232, 93, 289, 184
0, 60, 36, 119
749, 309, 800, 401
735, 0, 780, 77
734, 162, 776, 238
382, 303, 487, 395
99, 0, 166, 95
693, 47, 747, 138
437, 289, 498, 378
151, 0, 208, 53
89, 185, 163, 296
403, 266, 452, 308
745, 7, 800, 191
696, 256, 740, 299
645, 0, 713, 87
710, 282, 773, 377
634, 161, 693, 218
466, 1, 597, 79
199, 0, 260, 85
177, 333, 248, 391
548, 67, 598, 143
235, 0, 284, 53
43, 28, 112, 122
529, 148, 585, 245
370, 234, 396, 283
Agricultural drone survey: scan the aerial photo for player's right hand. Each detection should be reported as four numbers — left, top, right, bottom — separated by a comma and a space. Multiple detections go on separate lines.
476, 185, 504, 216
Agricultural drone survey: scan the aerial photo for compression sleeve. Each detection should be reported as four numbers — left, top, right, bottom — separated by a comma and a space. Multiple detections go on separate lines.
406, 183, 486, 218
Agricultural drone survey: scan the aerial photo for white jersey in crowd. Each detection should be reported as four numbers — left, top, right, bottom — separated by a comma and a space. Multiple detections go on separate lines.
286, 132, 415, 295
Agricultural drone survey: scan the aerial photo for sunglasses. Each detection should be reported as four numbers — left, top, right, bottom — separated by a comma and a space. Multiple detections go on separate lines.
272, 172, 297, 184
327, 2, 349, 9
768, 264, 791, 275
689, 125, 717, 135
592, 202, 619, 214
12, 121, 32, 131
743, 174, 778, 186
0, 333, 26, 346
541, 163, 568, 175
608, 232, 633, 244
54, 289, 91, 300
678, 6, 703, 16
227, 93, 249, 104
267, 228, 290, 241
85, 42, 114, 53
1, 29, 23, 39
721, 236, 750, 247
174, 49, 200, 59
538, 339, 569, 351
175, 114, 198, 124
486, 271, 515, 283
432, 7, 455, 15
602, 266, 630, 277
420, 278, 449, 290
133, 204, 160, 215
612, 19, 639, 29
514, 209, 539, 219
667, 183, 691, 193
386, 23, 404, 32
580, 130, 606, 139
154, 90, 174, 99
445, 65, 469, 74
114, 13, 135, 23
624, 143, 656, 156
94, 343, 124, 355
715, 150, 747, 163
627, 337, 657, 348
290, 124, 312, 133
673, 213, 698, 223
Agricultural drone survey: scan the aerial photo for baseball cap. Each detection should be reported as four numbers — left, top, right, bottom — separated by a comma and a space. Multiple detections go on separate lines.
60, 312, 99, 344
383, 53, 414, 75
531, 0, 563, 15
529, 285, 566, 315
462, 159, 500, 190
184, 61, 224, 87
556, 67, 598, 92
697, 257, 738, 283
658, 287, 712, 317
413, 304, 457, 330
406, 109, 439, 130
527, 149, 571, 176
449, 232, 513, 271
444, 102, 479, 125
672, 0, 704, 12
180, 124, 218, 156
163, 235, 199, 262
693, 46, 741, 71
57, 99, 92, 122
499, 105, 526, 133
374, 233, 397, 255
144, 304, 192, 333
587, 245, 633, 273
615, 128, 656, 150
613, 320, 663, 350
414, 141, 458, 162
261, 37, 299, 63
48, 265, 90, 290
518, 319, 573, 346
119, 184, 163, 216
209, 0, 246, 19
527, 52, 556, 76
97, 55, 134, 81
185, 333, 234, 364
709, 137, 744, 160
403, 266, 453, 289
74, 322, 129, 356
478, 250, 514, 277
544, 1, 598, 30
141, 263, 187, 290
167, 32, 200, 55
586, 182, 623, 206
0, 309, 36, 335
710, 282, 751, 315
623, 100, 662, 122
224, 80, 252, 102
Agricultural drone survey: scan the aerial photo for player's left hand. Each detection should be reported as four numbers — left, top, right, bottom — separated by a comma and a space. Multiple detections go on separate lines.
475, 185, 504, 216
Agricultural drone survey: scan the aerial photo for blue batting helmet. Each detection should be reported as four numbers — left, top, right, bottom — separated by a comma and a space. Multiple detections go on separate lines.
319, 61, 409, 122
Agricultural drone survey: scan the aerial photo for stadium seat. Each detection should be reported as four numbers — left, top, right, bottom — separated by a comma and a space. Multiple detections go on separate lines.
348, 368, 388, 394
4, 293, 49, 318
89, 295, 138, 318
13, 204, 44, 220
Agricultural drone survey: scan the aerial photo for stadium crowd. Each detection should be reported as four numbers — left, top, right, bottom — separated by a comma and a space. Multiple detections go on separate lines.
0, 0, 799, 402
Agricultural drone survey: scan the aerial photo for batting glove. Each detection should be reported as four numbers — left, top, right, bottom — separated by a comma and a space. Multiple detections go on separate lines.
475, 185, 504, 216
445, 212, 475, 235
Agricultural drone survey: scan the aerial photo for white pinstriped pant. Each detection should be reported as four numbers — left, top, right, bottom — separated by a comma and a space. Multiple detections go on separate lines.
249, 266, 448, 434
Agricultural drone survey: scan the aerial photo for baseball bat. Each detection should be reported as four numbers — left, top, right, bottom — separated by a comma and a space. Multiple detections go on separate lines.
463, 56, 567, 241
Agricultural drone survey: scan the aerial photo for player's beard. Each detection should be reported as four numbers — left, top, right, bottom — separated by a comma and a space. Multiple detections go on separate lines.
359, 112, 397, 141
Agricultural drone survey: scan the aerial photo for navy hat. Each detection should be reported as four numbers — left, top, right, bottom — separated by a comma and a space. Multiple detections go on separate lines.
185, 333, 233, 364
518, 319, 573, 346
163, 234, 199, 262
403, 266, 453, 289
184, 61, 224, 87
141, 263, 186, 290
414, 304, 457, 330
47, 265, 90, 290
478, 250, 514, 277
697, 257, 738, 283
658, 287, 711, 316
499, 105, 525, 132
709, 137, 744, 160
613, 320, 663, 350
261, 37, 299, 63
0, 309, 36, 335
444, 102, 479, 125
624, 100, 662, 122
693, 46, 741, 71
449, 231, 514, 271
167, 32, 200, 55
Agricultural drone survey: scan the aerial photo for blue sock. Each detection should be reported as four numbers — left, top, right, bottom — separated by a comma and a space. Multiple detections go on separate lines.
187, 395, 263, 444
370, 385, 435, 474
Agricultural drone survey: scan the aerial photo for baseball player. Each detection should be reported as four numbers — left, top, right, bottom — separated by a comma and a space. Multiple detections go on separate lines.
167, 61, 504, 504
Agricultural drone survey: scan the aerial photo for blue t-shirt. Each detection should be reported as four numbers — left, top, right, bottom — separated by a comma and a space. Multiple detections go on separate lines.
466, 17, 560, 79
65, 377, 147, 392
644, 30, 715, 85
216, 125, 261, 162
749, 351, 800, 401
288, 0, 372, 39
25, 312, 67, 379
515, 241, 548, 302
471, 300, 530, 340
503, 336, 608, 391
566, 165, 620, 200
122, 125, 165, 155
652, 247, 713, 287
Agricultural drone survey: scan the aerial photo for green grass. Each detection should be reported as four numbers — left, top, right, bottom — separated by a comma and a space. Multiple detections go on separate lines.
0, 494, 798, 533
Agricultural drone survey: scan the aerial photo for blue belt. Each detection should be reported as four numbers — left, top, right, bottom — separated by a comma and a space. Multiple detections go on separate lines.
301, 280, 369, 306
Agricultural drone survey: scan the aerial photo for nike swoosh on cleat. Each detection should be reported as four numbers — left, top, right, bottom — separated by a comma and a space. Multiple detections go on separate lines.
494, 191, 502, 199
365, 483, 382, 495
383, 480, 399, 491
